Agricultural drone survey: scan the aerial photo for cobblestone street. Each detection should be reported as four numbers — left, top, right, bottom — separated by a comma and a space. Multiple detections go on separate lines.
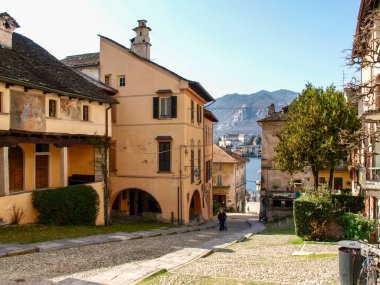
0, 216, 254, 284
141, 225, 339, 285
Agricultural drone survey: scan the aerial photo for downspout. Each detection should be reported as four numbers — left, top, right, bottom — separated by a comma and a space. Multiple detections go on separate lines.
104, 105, 112, 226
179, 145, 184, 226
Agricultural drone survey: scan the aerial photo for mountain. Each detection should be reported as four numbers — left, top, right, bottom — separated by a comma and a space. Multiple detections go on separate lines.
208, 89, 299, 138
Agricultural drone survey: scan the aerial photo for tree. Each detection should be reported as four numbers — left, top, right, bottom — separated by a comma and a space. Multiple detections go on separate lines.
273, 83, 361, 190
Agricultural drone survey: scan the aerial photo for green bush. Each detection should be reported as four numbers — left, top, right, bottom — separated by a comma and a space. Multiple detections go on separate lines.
340, 212, 377, 241
332, 194, 364, 215
32, 185, 99, 225
293, 195, 333, 240
213, 202, 221, 215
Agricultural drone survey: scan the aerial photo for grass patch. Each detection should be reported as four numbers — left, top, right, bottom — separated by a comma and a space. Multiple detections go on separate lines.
290, 236, 304, 245
0, 221, 174, 244
293, 253, 338, 259
137, 269, 168, 284
261, 222, 296, 235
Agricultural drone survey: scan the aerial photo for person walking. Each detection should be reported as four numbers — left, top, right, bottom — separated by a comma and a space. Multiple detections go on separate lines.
217, 208, 227, 232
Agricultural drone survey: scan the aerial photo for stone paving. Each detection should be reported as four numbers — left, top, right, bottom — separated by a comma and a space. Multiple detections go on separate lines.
0, 214, 257, 285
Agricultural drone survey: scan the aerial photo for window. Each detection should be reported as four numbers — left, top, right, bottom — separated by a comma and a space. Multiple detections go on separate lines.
36, 144, 49, 153
191, 141, 195, 183
118, 75, 126, 87
48, 100, 57, 118
83, 105, 89, 121
105, 74, 111, 85
111, 104, 117, 123
218, 163, 222, 171
109, 141, 116, 171
206, 160, 212, 181
197, 142, 201, 180
197, 104, 202, 123
158, 141, 171, 172
217, 175, 222, 186
153, 96, 177, 119
319, 177, 326, 184
191, 100, 194, 122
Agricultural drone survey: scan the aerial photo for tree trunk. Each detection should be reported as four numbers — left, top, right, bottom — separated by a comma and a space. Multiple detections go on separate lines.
311, 166, 319, 191
328, 167, 334, 191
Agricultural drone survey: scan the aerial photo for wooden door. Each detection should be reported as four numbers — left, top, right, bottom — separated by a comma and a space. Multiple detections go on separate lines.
9, 146, 24, 192
35, 155, 49, 189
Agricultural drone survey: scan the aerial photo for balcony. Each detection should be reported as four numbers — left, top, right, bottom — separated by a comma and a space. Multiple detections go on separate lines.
359, 94, 380, 120
366, 167, 380, 189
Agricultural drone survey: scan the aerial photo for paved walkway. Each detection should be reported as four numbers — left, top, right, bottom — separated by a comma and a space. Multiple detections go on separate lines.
0, 222, 217, 257
50, 218, 265, 285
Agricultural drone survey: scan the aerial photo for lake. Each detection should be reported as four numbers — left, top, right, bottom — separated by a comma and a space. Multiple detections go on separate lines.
246, 157, 261, 192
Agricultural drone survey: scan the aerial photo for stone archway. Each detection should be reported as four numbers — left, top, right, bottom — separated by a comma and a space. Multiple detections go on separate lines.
9, 146, 24, 192
111, 188, 162, 221
189, 190, 202, 220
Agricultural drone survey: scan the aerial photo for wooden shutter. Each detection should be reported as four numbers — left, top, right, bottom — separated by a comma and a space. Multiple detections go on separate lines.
9, 146, 24, 192
153, 97, 159, 118
191, 100, 194, 122
171, 96, 177, 118
199, 106, 202, 123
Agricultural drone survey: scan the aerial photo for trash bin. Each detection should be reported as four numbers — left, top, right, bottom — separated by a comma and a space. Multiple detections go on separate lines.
338, 240, 364, 285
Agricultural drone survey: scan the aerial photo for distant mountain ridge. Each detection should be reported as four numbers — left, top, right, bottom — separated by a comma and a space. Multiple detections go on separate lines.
208, 89, 299, 138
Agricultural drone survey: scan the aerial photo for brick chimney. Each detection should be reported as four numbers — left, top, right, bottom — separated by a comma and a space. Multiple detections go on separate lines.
130, 20, 151, 59
268, 103, 275, 115
0, 13, 20, 49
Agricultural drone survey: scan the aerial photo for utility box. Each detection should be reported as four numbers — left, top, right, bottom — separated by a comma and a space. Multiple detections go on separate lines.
338, 240, 364, 285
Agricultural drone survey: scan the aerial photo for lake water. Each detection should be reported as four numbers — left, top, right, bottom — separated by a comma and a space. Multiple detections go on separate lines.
246, 157, 261, 192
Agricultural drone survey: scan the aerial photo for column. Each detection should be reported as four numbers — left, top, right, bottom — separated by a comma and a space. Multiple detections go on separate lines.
0, 147, 9, 195
60, 147, 68, 187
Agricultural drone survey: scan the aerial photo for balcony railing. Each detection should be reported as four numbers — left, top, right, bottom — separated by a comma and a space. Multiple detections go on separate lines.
367, 167, 380, 182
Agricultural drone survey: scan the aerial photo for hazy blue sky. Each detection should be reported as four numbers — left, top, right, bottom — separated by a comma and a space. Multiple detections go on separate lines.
3, 0, 361, 98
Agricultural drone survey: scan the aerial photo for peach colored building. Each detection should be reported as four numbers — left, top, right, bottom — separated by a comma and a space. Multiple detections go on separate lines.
64, 20, 216, 224
0, 13, 117, 225
212, 145, 249, 212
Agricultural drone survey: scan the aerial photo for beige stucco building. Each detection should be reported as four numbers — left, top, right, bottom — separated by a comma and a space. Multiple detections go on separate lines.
212, 144, 249, 212
258, 104, 353, 221
63, 20, 216, 225
0, 13, 117, 225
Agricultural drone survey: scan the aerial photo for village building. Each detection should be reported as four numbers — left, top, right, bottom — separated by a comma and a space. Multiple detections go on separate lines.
212, 144, 249, 212
0, 13, 117, 225
62, 20, 216, 225
258, 104, 352, 221
352, 0, 380, 228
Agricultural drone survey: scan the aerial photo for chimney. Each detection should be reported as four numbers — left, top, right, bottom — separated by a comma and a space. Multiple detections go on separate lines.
268, 103, 275, 115
0, 13, 20, 49
130, 19, 151, 60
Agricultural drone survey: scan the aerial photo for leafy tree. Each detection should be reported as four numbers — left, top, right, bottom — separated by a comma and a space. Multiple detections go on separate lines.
273, 83, 361, 190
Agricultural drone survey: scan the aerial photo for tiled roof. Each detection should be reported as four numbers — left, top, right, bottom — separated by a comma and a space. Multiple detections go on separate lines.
98, 34, 215, 103
213, 144, 249, 164
204, 109, 218, 122
0, 33, 117, 103
61, 52, 100, 67
73, 69, 117, 94
257, 107, 289, 123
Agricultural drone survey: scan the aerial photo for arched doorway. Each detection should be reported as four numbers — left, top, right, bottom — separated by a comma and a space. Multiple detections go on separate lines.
112, 189, 162, 221
8, 146, 24, 192
189, 190, 202, 220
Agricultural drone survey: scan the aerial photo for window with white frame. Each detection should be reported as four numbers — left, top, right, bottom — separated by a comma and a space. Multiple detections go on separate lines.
118, 75, 126, 87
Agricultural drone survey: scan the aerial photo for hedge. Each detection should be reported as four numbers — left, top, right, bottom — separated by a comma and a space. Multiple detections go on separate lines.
32, 185, 99, 225
340, 212, 377, 241
331, 194, 364, 215
293, 195, 333, 240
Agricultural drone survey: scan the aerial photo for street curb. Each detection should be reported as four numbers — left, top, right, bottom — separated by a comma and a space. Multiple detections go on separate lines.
0, 247, 39, 258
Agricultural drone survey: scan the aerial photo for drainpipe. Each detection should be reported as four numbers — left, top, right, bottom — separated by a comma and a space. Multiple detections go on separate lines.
179, 145, 184, 226
104, 105, 112, 226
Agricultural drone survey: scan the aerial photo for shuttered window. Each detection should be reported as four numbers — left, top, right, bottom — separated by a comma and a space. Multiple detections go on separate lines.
83, 105, 89, 121
191, 100, 194, 122
49, 100, 56, 118
153, 96, 177, 119
197, 104, 202, 123
158, 141, 171, 172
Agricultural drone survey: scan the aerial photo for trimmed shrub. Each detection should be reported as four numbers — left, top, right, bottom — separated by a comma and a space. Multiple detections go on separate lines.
32, 185, 99, 225
340, 212, 377, 241
213, 202, 221, 215
332, 194, 364, 215
293, 195, 333, 240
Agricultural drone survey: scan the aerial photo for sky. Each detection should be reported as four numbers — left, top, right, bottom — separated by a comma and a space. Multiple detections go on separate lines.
2, 0, 361, 98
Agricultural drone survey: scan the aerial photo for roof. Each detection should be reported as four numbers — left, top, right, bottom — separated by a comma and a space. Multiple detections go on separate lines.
257, 108, 289, 124
73, 69, 117, 95
213, 144, 249, 164
98, 34, 215, 103
61, 52, 100, 68
204, 109, 218, 122
0, 33, 117, 104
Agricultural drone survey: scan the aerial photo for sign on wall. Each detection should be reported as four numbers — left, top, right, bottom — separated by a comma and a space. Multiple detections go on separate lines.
10, 90, 46, 131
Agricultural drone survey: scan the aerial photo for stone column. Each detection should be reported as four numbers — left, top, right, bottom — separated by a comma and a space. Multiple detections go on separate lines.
60, 147, 68, 187
0, 147, 9, 196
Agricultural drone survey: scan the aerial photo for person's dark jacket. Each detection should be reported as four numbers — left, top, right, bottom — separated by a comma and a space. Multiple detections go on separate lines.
217, 211, 227, 222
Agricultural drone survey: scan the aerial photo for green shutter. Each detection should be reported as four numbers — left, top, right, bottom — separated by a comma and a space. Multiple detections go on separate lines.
153, 97, 159, 119
171, 96, 177, 118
